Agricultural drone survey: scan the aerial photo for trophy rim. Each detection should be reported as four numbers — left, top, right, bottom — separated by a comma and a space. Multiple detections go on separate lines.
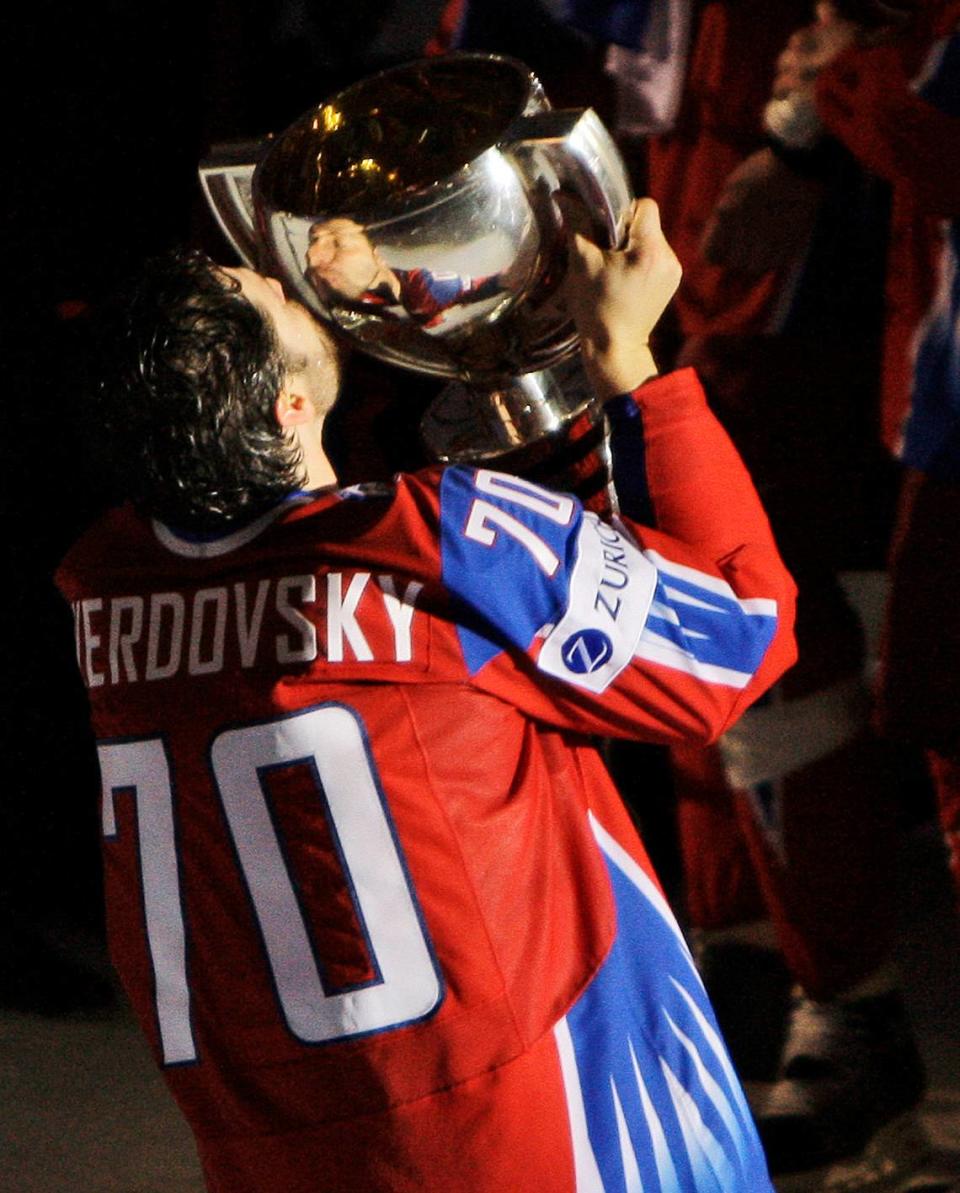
253, 52, 546, 224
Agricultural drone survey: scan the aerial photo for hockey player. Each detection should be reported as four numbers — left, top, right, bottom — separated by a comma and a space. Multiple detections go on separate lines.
56, 198, 796, 1191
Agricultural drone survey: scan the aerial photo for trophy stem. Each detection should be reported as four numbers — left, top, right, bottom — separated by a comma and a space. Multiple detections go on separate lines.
419, 359, 619, 518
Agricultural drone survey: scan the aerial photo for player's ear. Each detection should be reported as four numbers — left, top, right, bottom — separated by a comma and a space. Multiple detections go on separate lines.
274, 389, 315, 429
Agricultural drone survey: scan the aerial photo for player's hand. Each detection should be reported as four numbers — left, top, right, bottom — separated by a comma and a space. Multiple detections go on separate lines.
561, 196, 681, 399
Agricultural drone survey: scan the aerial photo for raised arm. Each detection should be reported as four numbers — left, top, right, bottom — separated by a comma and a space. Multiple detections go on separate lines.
420, 201, 798, 744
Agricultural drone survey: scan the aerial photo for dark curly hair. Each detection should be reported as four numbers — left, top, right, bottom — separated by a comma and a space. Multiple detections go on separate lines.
93, 249, 307, 532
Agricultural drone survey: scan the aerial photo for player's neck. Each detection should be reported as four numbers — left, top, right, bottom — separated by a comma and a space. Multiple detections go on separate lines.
296, 417, 338, 492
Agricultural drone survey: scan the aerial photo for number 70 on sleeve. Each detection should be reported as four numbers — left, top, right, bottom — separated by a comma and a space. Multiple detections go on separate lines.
462, 470, 577, 578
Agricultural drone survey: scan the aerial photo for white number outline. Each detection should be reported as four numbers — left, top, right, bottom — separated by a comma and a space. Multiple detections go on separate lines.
98, 704, 443, 1067
211, 704, 443, 1046
475, 470, 577, 523
99, 735, 197, 1066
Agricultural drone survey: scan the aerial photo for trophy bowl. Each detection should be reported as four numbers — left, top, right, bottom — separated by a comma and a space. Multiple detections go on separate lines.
200, 52, 633, 466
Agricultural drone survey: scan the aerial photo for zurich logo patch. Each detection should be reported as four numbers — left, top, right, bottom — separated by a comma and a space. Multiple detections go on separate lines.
561, 628, 614, 674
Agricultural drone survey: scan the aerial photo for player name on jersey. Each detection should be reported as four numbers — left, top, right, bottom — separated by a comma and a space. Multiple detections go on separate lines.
69, 571, 424, 688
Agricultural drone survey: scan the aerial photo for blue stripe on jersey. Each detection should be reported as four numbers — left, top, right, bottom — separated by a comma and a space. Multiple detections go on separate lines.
635, 552, 778, 688
606, 393, 656, 528
439, 467, 580, 675
916, 30, 960, 118
903, 222, 960, 480
901, 31, 960, 479
557, 816, 773, 1192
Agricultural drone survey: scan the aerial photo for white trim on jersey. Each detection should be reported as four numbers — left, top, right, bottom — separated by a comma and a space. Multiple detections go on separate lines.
152, 497, 314, 559
632, 634, 759, 689
554, 1017, 607, 1193
629, 1036, 683, 1189
610, 1074, 646, 1192
589, 814, 700, 971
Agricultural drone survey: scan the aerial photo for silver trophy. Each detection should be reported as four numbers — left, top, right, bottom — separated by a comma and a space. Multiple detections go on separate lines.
200, 53, 633, 497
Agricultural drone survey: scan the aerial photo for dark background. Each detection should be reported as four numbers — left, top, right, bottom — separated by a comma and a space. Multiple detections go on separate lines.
3, 0, 453, 997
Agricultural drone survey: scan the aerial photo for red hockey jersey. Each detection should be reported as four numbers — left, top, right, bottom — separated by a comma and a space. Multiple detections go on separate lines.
56, 369, 796, 1191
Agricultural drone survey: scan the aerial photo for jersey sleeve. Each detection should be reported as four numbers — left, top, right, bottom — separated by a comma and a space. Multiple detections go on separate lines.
431, 368, 798, 746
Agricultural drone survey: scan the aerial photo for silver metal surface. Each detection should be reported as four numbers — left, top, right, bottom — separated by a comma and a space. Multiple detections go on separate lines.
199, 52, 633, 463
419, 354, 595, 461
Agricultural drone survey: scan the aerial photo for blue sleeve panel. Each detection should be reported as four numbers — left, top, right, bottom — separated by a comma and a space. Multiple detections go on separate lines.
439, 466, 583, 675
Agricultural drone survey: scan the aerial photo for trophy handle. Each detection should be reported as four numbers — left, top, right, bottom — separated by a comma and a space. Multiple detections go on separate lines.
198, 138, 272, 267
504, 108, 633, 249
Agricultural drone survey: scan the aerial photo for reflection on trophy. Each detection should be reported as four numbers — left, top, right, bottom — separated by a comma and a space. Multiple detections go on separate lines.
200, 53, 633, 503
304, 217, 503, 331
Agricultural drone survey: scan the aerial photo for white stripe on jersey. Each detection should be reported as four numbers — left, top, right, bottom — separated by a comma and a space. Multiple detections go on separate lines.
554, 1017, 607, 1193
645, 551, 777, 617
634, 550, 778, 690
632, 632, 758, 689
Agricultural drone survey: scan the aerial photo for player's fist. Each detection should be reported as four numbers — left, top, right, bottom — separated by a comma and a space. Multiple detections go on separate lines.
563, 197, 681, 398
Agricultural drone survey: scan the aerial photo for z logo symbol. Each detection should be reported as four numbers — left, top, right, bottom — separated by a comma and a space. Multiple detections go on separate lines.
561, 629, 614, 675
